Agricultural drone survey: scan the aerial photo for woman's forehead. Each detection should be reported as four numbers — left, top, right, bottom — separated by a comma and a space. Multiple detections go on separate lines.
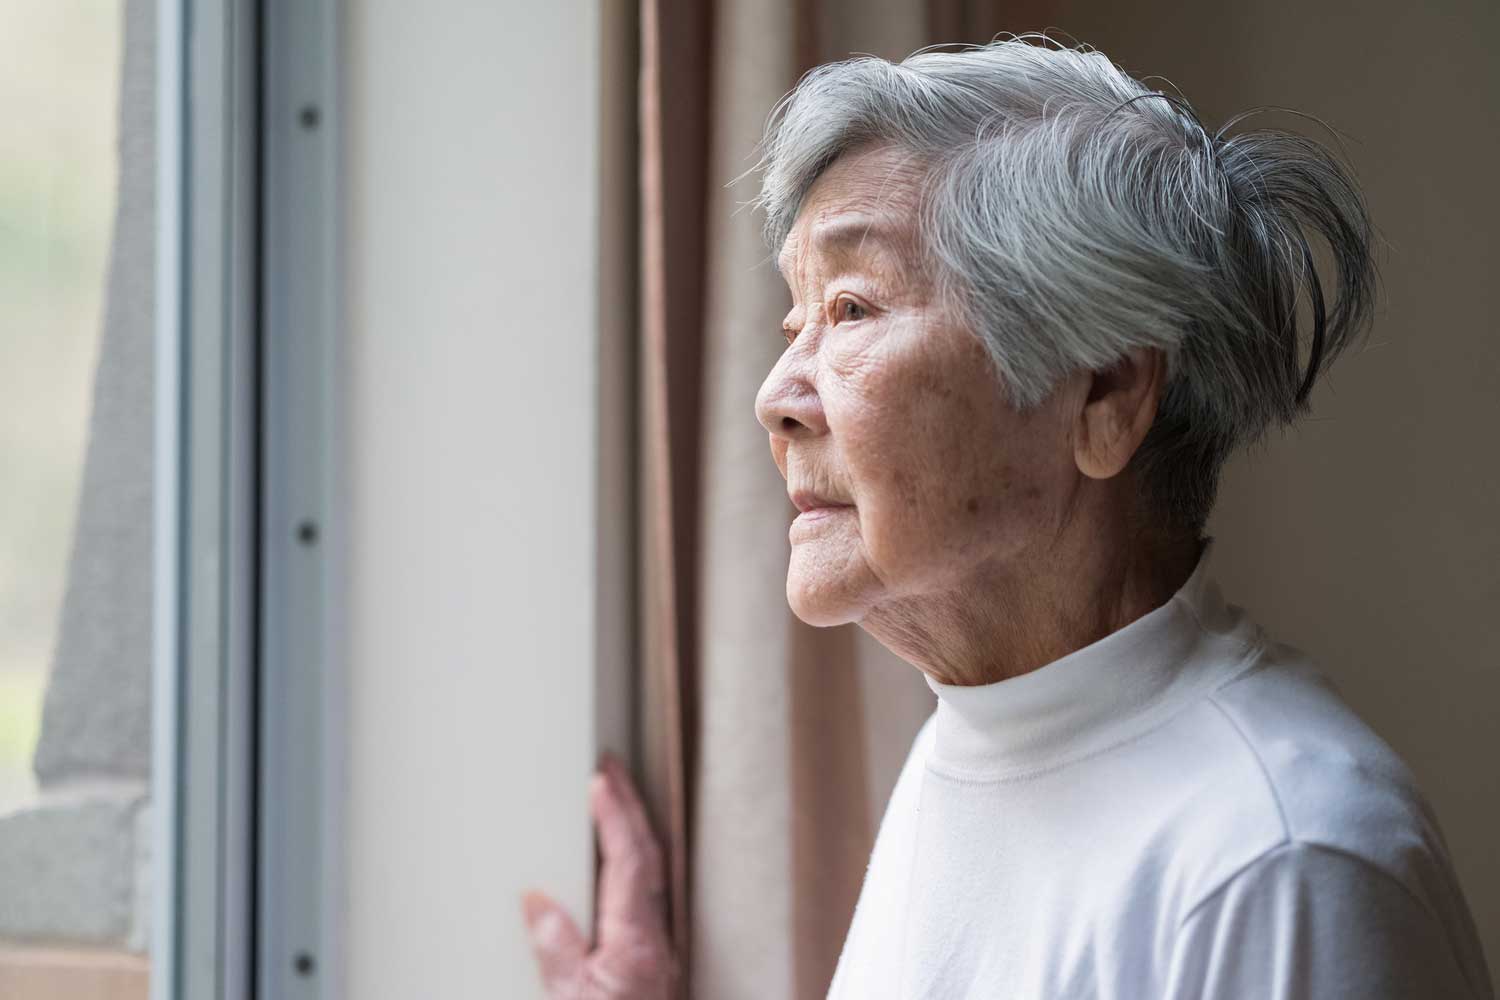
778, 146, 928, 270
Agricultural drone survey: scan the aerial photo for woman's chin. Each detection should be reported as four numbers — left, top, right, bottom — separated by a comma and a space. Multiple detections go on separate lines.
785, 571, 862, 627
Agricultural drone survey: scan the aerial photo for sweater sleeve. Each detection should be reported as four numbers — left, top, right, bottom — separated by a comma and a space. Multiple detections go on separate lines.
1163, 840, 1486, 1000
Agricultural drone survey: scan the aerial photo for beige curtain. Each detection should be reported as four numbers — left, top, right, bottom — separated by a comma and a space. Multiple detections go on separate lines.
639, 3, 1058, 996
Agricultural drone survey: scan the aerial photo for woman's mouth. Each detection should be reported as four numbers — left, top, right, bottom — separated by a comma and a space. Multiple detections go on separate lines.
787, 487, 854, 538
789, 487, 852, 512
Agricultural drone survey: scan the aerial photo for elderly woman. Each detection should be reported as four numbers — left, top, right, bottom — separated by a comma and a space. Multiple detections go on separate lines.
523, 38, 1495, 999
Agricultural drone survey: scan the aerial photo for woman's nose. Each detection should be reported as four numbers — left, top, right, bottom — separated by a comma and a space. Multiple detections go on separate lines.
755, 360, 826, 441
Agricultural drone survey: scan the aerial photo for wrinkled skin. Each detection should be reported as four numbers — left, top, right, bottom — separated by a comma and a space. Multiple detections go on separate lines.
756, 143, 1195, 685
525, 142, 1197, 997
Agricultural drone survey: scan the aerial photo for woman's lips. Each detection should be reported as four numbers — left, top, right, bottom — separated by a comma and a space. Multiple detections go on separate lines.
789, 504, 853, 535
795, 505, 848, 519
790, 489, 851, 513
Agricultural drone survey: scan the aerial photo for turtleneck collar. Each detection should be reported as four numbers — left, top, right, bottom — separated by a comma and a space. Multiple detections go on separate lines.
923, 539, 1265, 779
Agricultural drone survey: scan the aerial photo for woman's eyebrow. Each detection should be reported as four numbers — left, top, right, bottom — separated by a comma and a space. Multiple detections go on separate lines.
778, 216, 906, 275
815, 216, 903, 262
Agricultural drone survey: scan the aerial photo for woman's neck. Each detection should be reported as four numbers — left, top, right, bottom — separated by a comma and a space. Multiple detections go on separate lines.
860, 525, 1204, 688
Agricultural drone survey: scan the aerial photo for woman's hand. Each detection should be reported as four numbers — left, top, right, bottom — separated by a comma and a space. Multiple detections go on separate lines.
522, 754, 678, 998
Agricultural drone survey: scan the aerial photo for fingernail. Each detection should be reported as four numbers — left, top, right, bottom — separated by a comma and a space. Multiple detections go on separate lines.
524, 902, 566, 944
521, 891, 551, 928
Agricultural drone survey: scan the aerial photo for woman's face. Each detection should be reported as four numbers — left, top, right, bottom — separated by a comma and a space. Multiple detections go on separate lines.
755, 144, 1079, 627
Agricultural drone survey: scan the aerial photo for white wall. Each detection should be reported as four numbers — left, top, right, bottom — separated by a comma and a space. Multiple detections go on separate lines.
341, 4, 618, 996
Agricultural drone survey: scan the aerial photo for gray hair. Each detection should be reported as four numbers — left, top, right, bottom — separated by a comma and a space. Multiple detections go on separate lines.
753, 35, 1377, 537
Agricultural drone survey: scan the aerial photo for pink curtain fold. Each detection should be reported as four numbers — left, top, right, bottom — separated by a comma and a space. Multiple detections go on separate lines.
638, 0, 712, 984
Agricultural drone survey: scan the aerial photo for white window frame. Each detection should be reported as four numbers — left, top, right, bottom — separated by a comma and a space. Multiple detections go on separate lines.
156, 0, 342, 997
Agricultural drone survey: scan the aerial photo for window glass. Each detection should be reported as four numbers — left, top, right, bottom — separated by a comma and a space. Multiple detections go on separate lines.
0, 0, 155, 995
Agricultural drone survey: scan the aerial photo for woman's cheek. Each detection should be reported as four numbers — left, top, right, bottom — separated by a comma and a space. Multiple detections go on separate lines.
853, 477, 932, 583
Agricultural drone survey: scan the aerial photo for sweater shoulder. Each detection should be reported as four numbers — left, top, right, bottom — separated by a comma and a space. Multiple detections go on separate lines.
1207, 644, 1438, 878
1116, 642, 1453, 926
1197, 644, 1485, 966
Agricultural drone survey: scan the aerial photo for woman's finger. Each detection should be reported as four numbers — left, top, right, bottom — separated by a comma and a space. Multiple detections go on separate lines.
591, 764, 667, 939
600, 754, 663, 862
522, 890, 587, 995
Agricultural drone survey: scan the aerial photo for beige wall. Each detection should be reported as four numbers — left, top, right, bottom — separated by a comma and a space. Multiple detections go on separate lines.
1045, 0, 1499, 970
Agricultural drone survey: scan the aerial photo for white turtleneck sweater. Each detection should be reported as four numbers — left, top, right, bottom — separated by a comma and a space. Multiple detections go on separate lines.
828, 544, 1494, 999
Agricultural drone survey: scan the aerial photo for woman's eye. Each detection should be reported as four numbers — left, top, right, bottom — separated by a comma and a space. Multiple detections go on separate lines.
836, 298, 867, 323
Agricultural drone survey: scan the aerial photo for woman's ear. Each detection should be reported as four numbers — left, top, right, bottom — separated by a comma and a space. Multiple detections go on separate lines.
1072, 346, 1166, 480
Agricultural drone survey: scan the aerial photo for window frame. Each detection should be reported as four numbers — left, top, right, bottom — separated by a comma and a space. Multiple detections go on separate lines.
154, 0, 261, 996
257, 0, 343, 997
155, 1, 341, 997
